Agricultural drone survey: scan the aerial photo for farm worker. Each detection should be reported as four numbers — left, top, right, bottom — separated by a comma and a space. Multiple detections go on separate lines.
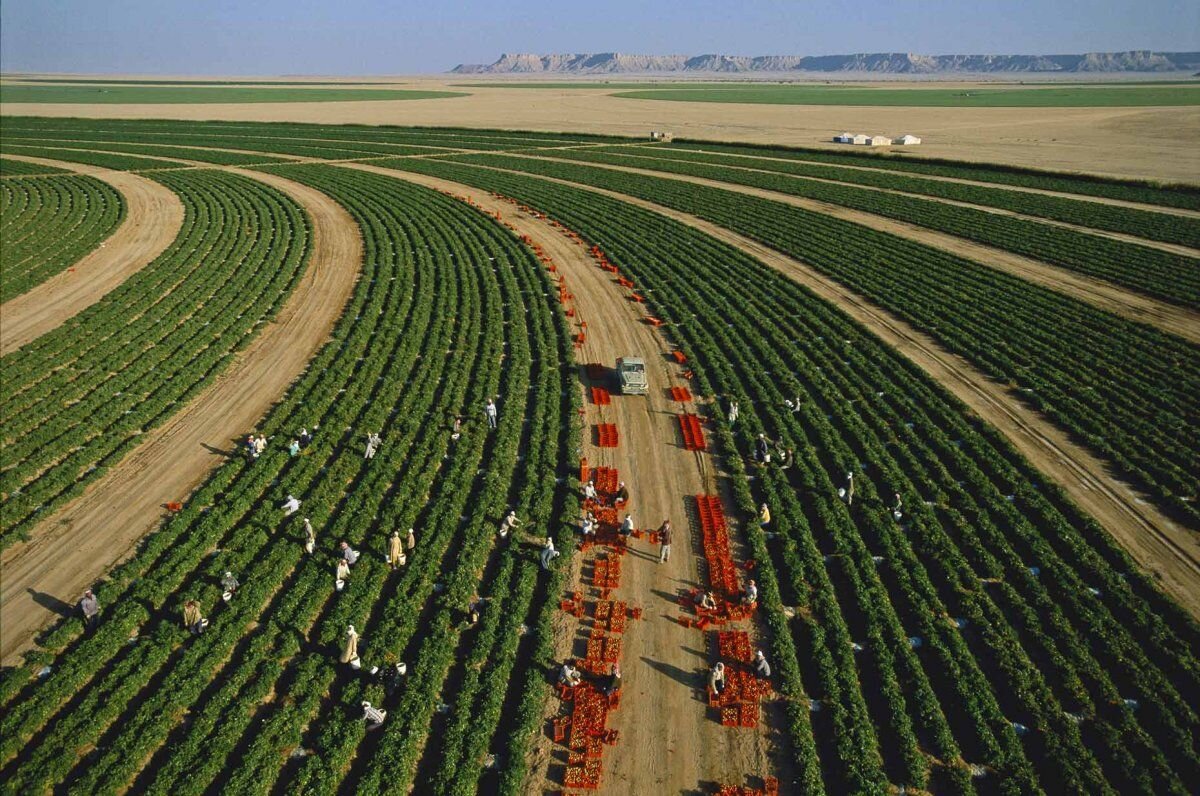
727, 400, 739, 425
79, 590, 100, 632
779, 448, 794, 470
406, 527, 416, 551
361, 701, 387, 727
183, 600, 207, 635
845, 472, 855, 506
619, 514, 634, 537
288, 439, 300, 457
581, 514, 596, 537
559, 661, 582, 687
467, 595, 484, 625
364, 432, 381, 460
499, 510, 522, 539
698, 591, 718, 611
255, 435, 267, 456
615, 482, 629, 507
303, 518, 316, 554
709, 662, 726, 695
754, 650, 772, 678
340, 541, 360, 566
485, 398, 498, 430
759, 503, 771, 528
298, 427, 312, 448
282, 494, 302, 517
452, 416, 463, 439
221, 571, 239, 594
388, 531, 405, 570
892, 493, 903, 518
246, 436, 258, 459
340, 625, 359, 664
540, 537, 560, 571
755, 434, 770, 464
583, 481, 598, 502
603, 663, 622, 697
742, 579, 758, 606
657, 519, 672, 563
336, 558, 351, 583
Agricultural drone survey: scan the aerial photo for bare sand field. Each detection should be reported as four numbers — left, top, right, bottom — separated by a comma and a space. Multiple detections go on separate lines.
3, 77, 1198, 182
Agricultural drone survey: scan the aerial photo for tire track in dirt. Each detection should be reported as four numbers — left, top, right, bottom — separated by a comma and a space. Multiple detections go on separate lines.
432, 158, 1200, 622
0, 155, 186, 355
0, 168, 363, 665
348, 162, 792, 793
508, 153, 1200, 344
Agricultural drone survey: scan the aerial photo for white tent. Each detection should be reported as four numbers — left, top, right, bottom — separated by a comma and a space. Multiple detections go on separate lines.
895, 134, 922, 145
833, 132, 854, 144
867, 135, 892, 146
851, 134, 870, 145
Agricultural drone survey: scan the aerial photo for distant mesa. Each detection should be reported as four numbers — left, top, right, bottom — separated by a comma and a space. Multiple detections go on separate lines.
451, 50, 1200, 75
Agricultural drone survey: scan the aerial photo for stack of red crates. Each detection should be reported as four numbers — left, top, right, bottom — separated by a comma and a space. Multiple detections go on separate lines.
678, 414, 707, 451
696, 495, 739, 596
595, 424, 619, 448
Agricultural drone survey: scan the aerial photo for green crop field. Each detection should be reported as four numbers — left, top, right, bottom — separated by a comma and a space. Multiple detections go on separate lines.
3, 117, 1198, 796
611, 84, 1200, 107
0, 84, 467, 104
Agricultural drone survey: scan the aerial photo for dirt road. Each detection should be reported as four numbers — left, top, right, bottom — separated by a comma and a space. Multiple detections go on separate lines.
0, 168, 363, 665
356, 163, 791, 793
437, 159, 1200, 622
0, 155, 185, 355
506, 153, 1200, 345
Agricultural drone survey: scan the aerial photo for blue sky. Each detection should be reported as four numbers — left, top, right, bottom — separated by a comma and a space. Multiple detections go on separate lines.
1, 0, 1196, 75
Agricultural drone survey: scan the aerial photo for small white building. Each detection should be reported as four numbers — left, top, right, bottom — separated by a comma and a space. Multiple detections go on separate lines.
833, 132, 854, 144
866, 135, 892, 147
895, 134, 922, 146
851, 134, 870, 146
649, 131, 674, 142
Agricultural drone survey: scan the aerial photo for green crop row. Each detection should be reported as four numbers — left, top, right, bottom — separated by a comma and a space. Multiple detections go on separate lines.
0, 174, 125, 301
0, 143, 190, 171
429, 153, 1200, 528
527, 148, 1200, 307
667, 139, 1200, 211
0, 156, 67, 176
0, 169, 312, 546
368, 157, 1200, 793
0, 165, 577, 794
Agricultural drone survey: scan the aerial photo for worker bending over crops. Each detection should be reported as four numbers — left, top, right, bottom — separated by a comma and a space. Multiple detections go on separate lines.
755, 650, 772, 678
710, 662, 727, 695
559, 661, 583, 688
499, 510, 522, 539
614, 482, 629, 508
282, 494, 302, 517
183, 600, 207, 635
361, 701, 387, 727
363, 431, 381, 460
541, 537, 560, 570
221, 571, 239, 595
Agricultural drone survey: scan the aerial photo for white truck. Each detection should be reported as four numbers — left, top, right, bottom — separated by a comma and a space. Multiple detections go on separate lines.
616, 357, 648, 395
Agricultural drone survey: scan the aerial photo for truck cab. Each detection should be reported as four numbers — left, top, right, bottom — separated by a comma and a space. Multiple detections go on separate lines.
616, 357, 648, 395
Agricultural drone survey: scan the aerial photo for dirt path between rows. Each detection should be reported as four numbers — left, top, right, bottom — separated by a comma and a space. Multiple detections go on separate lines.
0, 155, 186, 355
352, 163, 792, 793
601, 149, 1200, 259
653, 144, 1200, 220
0, 169, 363, 665
508, 153, 1200, 345
438, 159, 1200, 622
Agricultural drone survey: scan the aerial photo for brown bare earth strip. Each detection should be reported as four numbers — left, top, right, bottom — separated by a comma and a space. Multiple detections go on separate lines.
0, 155, 185, 355
350, 163, 791, 793
510, 153, 1200, 345
0, 168, 363, 665
656, 145, 1200, 220
436, 159, 1200, 622
609, 149, 1200, 258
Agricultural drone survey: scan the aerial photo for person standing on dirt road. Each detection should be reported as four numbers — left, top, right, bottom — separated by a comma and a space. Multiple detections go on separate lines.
79, 589, 99, 633
657, 519, 672, 563
485, 398, 498, 430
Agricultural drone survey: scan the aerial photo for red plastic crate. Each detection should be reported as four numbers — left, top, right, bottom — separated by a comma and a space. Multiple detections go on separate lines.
590, 386, 611, 406
595, 423, 619, 448
672, 350, 688, 364
678, 414, 707, 452
670, 386, 693, 402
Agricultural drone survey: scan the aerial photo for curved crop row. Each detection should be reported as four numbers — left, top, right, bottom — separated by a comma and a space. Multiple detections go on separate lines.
0, 136, 295, 166
0, 143, 190, 171
426, 153, 1200, 527
0, 174, 125, 301
667, 139, 1200, 212
369, 156, 1200, 794
0, 164, 577, 796
0, 157, 67, 176
533, 148, 1200, 307
0, 169, 311, 545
